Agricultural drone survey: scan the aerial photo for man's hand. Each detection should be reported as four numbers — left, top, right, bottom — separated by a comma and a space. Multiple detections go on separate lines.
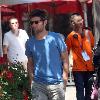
63, 71, 68, 91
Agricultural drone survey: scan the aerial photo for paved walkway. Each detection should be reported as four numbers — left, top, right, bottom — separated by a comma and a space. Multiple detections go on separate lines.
65, 86, 76, 100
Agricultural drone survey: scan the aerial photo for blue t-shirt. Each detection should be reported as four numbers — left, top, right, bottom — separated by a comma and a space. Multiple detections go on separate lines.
25, 32, 67, 84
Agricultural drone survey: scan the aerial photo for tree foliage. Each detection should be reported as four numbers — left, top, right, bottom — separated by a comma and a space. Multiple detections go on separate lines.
0, 62, 32, 100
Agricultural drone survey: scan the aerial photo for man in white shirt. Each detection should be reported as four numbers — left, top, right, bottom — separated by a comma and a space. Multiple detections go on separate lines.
3, 17, 29, 71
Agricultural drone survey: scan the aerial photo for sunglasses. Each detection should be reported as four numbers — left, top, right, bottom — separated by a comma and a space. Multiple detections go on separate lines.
30, 20, 43, 25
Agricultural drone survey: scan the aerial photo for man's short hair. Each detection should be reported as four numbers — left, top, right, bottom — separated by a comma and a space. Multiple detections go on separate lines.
29, 9, 48, 20
70, 13, 81, 24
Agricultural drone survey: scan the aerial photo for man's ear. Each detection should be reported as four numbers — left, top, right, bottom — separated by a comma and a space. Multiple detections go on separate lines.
44, 20, 48, 26
72, 22, 75, 26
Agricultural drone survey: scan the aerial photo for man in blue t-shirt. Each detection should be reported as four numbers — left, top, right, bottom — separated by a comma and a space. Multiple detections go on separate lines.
25, 9, 69, 100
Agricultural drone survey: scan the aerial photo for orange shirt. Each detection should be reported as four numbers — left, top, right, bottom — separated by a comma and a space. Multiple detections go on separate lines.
66, 30, 94, 71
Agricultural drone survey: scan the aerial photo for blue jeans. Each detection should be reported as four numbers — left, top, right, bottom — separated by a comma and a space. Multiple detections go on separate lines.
73, 71, 94, 100
31, 81, 65, 100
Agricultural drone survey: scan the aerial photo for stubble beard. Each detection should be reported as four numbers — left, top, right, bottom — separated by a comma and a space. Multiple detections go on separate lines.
34, 28, 44, 34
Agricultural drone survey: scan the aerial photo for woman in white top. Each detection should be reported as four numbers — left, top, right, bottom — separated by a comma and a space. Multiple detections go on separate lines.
3, 17, 29, 71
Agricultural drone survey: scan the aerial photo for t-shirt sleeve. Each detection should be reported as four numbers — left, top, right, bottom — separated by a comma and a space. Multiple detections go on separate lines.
65, 34, 72, 53
3, 34, 9, 46
23, 30, 29, 41
25, 40, 32, 57
56, 33, 67, 53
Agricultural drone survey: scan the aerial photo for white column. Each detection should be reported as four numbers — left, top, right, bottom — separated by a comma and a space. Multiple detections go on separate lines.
81, 2, 88, 27
0, 6, 3, 57
92, 0, 100, 45
78, 0, 88, 27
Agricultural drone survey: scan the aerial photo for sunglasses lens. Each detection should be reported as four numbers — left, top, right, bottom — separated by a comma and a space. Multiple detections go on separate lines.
35, 21, 39, 24
30, 21, 33, 25
30, 20, 42, 25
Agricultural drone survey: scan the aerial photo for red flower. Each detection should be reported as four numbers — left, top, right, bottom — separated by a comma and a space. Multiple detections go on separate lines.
6, 71, 13, 80
24, 95, 28, 100
23, 90, 28, 100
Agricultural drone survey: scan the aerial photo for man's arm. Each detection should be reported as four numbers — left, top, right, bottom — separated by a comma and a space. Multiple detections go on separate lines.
61, 49, 69, 90
27, 57, 34, 85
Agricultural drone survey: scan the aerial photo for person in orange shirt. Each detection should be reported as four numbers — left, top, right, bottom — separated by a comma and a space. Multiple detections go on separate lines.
66, 13, 94, 100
